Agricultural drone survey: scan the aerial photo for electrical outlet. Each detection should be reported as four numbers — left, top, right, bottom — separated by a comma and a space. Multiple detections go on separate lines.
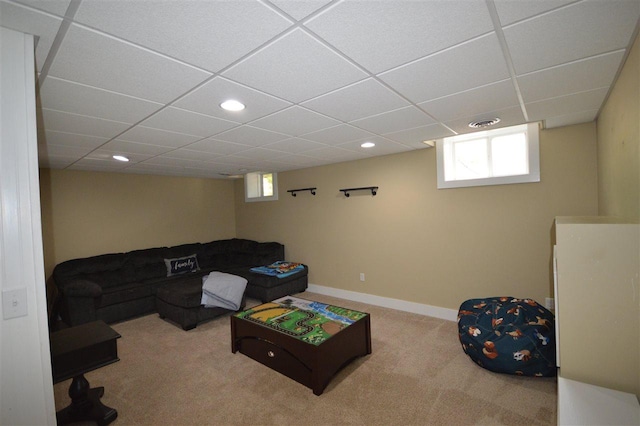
3, 288, 28, 319
359, 273, 365, 282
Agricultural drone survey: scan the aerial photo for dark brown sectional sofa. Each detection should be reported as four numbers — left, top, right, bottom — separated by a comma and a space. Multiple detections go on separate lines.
52, 238, 308, 328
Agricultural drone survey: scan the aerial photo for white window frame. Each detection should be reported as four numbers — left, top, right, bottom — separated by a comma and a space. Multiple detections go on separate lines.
436, 122, 540, 189
244, 171, 278, 202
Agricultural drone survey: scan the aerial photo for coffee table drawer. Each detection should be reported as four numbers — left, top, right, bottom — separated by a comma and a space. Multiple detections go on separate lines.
236, 337, 311, 388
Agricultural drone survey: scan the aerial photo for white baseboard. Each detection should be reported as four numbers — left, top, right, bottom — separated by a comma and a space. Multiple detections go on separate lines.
306, 284, 458, 322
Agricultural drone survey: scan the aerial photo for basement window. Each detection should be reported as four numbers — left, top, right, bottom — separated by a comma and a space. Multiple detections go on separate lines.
244, 171, 278, 202
436, 123, 540, 189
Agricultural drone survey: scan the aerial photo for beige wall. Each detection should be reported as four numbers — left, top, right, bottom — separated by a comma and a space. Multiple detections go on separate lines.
597, 32, 639, 218
39, 169, 236, 277
235, 123, 598, 310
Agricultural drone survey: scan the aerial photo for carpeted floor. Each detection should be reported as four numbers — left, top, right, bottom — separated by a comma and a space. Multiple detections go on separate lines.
53, 292, 557, 425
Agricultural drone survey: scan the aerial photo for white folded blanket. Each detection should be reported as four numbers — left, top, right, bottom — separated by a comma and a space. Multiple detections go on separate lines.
201, 271, 247, 311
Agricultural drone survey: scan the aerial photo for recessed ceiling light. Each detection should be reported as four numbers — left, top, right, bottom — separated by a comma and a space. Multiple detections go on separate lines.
361, 142, 375, 148
220, 100, 245, 111
112, 155, 129, 162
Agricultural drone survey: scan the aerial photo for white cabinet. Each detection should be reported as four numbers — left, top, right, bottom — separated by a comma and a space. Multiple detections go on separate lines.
554, 216, 639, 393
554, 217, 640, 424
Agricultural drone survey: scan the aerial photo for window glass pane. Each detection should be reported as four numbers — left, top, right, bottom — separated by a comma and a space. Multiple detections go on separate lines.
262, 173, 273, 197
453, 139, 489, 180
491, 133, 528, 177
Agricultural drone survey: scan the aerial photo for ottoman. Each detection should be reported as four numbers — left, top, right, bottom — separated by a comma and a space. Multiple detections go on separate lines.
457, 297, 556, 377
156, 274, 246, 330
230, 265, 309, 302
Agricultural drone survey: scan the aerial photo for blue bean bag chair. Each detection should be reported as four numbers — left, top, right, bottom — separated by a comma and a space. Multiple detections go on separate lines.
457, 297, 556, 377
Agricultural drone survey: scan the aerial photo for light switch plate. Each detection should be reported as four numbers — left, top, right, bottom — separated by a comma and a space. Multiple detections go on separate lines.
3, 287, 28, 319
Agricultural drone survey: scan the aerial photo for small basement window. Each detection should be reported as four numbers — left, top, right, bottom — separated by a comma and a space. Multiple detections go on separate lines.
436, 122, 540, 189
245, 171, 278, 202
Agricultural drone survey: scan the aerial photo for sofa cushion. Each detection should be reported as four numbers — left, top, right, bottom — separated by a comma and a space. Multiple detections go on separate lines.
99, 281, 156, 308
156, 274, 208, 308
126, 247, 167, 282
164, 243, 202, 259
53, 253, 129, 289
164, 254, 200, 276
198, 240, 232, 269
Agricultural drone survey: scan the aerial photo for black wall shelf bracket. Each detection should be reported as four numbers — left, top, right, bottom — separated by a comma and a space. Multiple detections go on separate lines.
287, 187, 317, 197
340, 186, 378, 197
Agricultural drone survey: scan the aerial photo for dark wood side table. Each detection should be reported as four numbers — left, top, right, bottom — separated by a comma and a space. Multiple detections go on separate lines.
50, 320, 121, 426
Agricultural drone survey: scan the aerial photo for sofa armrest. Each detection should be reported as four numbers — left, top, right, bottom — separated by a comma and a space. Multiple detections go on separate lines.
57, 279, 103, 326
61, 279, 103, 298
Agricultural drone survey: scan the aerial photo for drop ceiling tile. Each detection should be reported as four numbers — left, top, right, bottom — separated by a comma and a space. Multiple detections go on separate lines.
383, 123, 454, 148
443, 105, 525, 135
251, 106, 341, 136
116, 126, 200, 149
418, 79, 519, 122
49, 24, 212, 104
350, 106, 435, 135
38, 143, 93, 159
526, 88, 609, 121
86, 149, 151, 164
504, 0, 640, 74
185, 167, 235, 179
262, 137, 327, 154
380, 33, 510, 104
493, 0, 576, 26
11, 0, 71, 16
99, 140, 172, 156
40, 130, 108, 149
306, 0, 494, 73
75, 0, 291, 72
160, 149, 224, 162
270, 0, 332, 20
125, 162, 184, 175
233, 147, 293, 162
38, 156, 75, 169
223, 28, 367, 103
291, 156, 333, 168
174, 77, 291, 123
210, 155, 259, 169
257, 160, 303, 173
139, 107, 239, 138
302, 78, 410, 122
302, 146, 367, 162
40, 77, 163, 124
544, 110, 599, 129
518, 51, 625, 103
185, 138, 253, 155
0, 1, 63, 71
141, 155, 213, 169
270, 153, 330, 168
69, 157, 131, 171
213, 126, 290, 147
42, 108, 130, 139
338, 137, 414, 156
301, 124, 373, 146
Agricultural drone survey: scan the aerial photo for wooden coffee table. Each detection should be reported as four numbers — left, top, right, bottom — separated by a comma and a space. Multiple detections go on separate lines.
231, 296, 371, 395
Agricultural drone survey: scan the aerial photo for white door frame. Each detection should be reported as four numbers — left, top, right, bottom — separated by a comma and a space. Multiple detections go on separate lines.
1, 26, 56, 425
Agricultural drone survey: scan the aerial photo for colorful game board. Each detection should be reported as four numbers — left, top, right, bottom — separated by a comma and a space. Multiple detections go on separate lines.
235, 296, 368, 346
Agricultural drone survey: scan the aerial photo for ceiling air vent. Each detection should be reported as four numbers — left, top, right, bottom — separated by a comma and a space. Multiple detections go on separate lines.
468, 118, 501, 129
